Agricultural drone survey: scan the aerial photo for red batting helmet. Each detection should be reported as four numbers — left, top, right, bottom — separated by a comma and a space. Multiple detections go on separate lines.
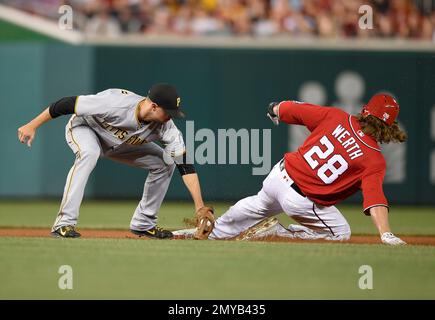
361, 93, 399, 126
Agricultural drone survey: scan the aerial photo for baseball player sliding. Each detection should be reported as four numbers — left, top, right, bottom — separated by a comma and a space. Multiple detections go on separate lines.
207, 93, 407, 245
18, 83, 212, 239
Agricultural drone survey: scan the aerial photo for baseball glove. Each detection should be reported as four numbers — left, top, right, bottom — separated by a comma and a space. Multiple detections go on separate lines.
194, 206, 215, 240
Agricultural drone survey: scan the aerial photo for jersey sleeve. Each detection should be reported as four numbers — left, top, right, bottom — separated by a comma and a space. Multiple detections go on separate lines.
361, 167, 389, 215
159, 120, 186, 163
277, 101, 333, 132
74, 89, 116, 117
49, 96, 77, 118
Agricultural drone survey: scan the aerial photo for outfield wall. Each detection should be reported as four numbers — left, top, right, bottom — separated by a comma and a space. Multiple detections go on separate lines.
1, 43, 434, 205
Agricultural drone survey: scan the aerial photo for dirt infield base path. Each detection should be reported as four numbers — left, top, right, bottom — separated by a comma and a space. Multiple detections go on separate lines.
1, 228, 435, 246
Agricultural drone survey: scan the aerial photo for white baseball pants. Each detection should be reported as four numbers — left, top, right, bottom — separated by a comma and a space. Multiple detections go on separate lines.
209, 160, 351, 241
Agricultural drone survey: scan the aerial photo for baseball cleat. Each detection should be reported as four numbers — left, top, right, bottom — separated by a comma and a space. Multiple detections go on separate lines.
234, 217, 279, 241
130, 226, 173, 239
51, 226, 81, 238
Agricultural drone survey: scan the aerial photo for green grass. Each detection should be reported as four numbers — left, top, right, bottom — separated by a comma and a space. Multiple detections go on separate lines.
0, 19, 57, 42
0, 201, 434, 299
0, 237, 434, 299
0, 200, 435, 235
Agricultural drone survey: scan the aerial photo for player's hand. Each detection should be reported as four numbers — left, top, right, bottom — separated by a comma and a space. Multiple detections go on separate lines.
267, 102, 279, 126
18, 124, 36, 147
381, 232, 406, 245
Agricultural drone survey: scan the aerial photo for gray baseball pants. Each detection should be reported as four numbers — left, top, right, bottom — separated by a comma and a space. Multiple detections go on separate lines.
52, 117, 175, 232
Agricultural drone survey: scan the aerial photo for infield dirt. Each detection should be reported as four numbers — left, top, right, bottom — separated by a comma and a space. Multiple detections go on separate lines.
1, 228, 434, 245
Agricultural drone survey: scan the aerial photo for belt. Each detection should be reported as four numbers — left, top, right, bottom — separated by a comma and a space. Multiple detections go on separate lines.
279, 159, 306, 198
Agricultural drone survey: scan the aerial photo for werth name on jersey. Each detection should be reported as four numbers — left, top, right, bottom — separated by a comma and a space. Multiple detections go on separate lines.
98, 119, 147, 145
331, 124, 364, 160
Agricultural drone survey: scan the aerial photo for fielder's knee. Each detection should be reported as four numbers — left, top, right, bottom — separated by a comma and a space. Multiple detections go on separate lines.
79, 149, 100, 168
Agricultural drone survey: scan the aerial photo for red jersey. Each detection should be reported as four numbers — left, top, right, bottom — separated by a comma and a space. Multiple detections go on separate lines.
278, 101, 388, 213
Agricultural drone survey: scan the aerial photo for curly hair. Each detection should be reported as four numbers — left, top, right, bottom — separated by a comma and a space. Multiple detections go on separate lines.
356, 114, 407, 144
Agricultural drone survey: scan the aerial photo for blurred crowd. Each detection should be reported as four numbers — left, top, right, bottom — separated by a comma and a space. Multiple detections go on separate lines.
2, 0, 435, 40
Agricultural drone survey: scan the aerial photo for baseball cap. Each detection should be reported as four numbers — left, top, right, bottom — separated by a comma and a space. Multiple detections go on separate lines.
148, 83, 185, 118
361, 93, 399, 126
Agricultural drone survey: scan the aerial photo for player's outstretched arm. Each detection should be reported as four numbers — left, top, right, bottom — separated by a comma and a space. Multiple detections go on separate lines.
18, 107, 52, 147
181, 172, 215, 240
369, 206, 406, 245
18, 96, 77, 147
181, 172, 205, 211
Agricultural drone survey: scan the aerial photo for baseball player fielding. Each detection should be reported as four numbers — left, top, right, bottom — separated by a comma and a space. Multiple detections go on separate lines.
18, 83, 212, 239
